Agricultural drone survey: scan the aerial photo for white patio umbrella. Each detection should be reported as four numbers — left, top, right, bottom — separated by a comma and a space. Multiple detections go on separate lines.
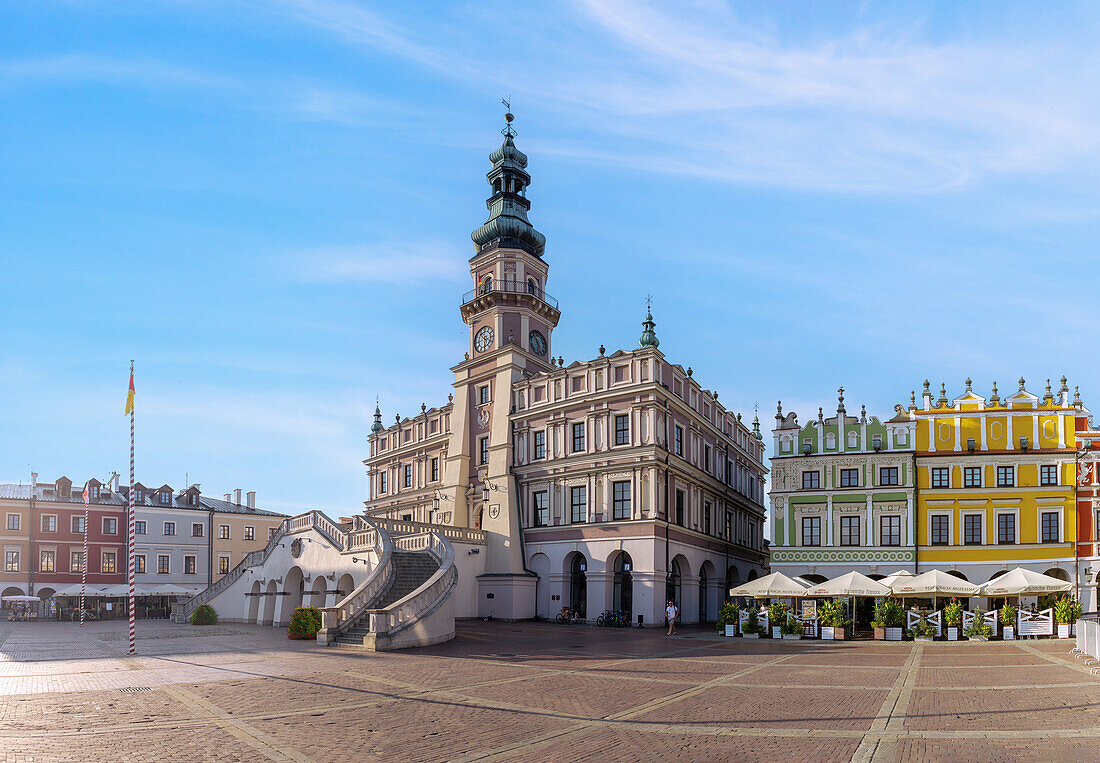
878, 570, 915, 590
730, 572, 808, 598
891, 569, 979, 597
806, 571, 892, 598
1, 595, 40, 602
979, 568, 1072, 597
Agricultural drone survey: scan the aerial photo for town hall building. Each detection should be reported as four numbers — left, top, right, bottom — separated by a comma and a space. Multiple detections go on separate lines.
361, 115, 768, 626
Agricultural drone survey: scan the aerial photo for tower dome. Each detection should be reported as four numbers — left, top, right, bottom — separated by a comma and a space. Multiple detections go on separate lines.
471, 114, 546, 257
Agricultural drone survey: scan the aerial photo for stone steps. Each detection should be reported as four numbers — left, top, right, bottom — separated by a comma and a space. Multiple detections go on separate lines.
332, 550, 439, 647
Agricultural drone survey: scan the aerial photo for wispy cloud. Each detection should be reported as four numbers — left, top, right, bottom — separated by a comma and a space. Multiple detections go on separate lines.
291, 242, 468, 284
263, 0, 1100, 192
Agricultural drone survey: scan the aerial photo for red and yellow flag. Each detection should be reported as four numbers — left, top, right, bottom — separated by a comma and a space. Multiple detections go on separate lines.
124, 369, 135, 415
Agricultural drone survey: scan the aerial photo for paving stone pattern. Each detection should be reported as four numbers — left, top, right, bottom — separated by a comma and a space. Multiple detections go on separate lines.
0, 621, 1097, 761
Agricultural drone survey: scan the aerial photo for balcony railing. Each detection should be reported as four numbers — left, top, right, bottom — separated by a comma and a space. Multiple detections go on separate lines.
462, 279, 558, 310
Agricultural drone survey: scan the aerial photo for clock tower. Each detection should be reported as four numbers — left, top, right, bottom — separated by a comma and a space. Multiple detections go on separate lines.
442, 112, 560, 618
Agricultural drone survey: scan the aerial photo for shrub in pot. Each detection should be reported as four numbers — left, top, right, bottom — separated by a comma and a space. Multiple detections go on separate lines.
287, 606, 323, 640
767, 602, 788, 639
1000, 602, 1016, 640
741, 605, 763, 638
964, 609, 993, 641
943, 598, 963, 641
190, 604, 217, 626
716, 602, 739, 636
872, 599, 904, 641
908, 615, 938, 641
781, 614, 804, 640
1054, 596, 1081, 638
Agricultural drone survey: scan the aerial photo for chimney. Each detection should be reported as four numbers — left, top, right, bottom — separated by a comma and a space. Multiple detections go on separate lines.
233, 488, 242, 505
246, 491, 255, 509
110, 472, 120, 493
224, 493, 232, 503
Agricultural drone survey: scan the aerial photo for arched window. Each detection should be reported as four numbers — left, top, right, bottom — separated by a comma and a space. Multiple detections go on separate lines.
527, 278, 537, 295
667, 558, 682, 611
570, 554, 587, 618
613, 552, 633, 619
480, 275, 493, 296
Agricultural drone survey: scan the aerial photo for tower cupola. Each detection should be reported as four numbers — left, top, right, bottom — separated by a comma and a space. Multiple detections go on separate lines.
371, 404, 383, 435
638, 308, 660, 349
471, 111, 546, 257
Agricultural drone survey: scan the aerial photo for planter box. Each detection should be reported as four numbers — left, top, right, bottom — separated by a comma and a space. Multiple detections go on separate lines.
947, 627, 958, 642
885, 627, 903, 641
968, 635, 989, 642
1003, 626, 1015, 641
873, 627, 884, 640
834, 627, 847, 641
724, 624, 736, 637
782, 634, 801, 640
915, 636, 934, 642
742, 633, 759, 639
1058, 624, 1071, 639
821, 626, 835, 640
771, 627, 782, 639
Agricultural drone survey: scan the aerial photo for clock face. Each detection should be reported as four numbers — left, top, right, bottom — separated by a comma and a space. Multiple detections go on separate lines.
529, 330, 547, 357
474, 326, 494, 353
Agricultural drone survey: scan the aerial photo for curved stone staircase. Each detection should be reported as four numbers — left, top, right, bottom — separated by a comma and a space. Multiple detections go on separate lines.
331, 551, 440, 647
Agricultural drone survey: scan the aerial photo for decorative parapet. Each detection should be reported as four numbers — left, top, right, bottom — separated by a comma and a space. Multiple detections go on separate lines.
370, 516, 486, 545
770, 547, 916, 564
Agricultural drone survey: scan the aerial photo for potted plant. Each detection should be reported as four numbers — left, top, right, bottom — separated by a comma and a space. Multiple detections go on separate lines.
908, 614, 937, 642
741, 605, 762, 638
781, 614, 804, 640
872, 600, 904, 641
767, 602, 788, 639
1054, 596, 1081, 639
1000, 602, 1016, 641
716, 602, 739, 637
964, 609, 993, 641
943, 598, 963, 641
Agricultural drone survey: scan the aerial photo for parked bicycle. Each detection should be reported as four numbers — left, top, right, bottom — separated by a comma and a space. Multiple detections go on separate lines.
555, 606, 580, 624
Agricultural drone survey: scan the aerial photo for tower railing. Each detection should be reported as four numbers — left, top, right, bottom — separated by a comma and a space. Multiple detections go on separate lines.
461, 279, 558, 310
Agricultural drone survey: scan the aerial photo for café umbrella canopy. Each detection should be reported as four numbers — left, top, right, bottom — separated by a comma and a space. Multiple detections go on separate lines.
891, 569, 980, 597
979, 567, 1072, 597
879, 570, 915, 590
806, 571, 892, 598
730, 572, 808, 599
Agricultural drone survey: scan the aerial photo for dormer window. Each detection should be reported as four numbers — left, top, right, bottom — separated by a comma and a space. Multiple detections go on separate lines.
158, 490, 171, 505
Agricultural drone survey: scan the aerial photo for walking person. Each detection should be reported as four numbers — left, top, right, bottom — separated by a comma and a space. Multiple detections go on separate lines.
666, 600, 678, 636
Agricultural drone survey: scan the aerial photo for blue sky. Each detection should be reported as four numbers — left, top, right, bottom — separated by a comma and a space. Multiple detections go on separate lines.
2, 1, 1098, 518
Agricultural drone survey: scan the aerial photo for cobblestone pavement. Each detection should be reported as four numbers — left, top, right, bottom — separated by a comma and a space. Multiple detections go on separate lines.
1, 621, 1098, 761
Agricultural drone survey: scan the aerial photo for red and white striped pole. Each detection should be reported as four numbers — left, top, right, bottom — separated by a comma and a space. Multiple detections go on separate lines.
127, 360, 136, 655
81, 485, 89, 627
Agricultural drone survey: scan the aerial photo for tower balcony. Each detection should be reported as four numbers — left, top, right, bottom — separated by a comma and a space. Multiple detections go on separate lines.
461, 279, 560, 324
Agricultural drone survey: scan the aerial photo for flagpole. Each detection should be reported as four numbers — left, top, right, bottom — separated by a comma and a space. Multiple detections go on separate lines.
81, 485, 89, 627
128, 360, 136, 655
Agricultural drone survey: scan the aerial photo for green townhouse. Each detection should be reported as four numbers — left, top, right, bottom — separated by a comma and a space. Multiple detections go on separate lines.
768, 388, 917, 586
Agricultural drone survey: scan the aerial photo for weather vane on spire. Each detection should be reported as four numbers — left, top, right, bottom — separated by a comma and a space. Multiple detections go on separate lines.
502, 96, 516, 138
645, 294, 653, 311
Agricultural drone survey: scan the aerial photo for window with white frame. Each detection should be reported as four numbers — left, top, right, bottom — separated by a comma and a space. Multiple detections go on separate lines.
614, 414, 629, 446
6, 514, 19, 531
163, 521, 176, 536
931, 468, 949, 488
192, 523, 204, 537
219, 556, 230, 574
802, 516, 821, 546
930, 515, 949, 545
840, 515, 860, 546
996, 466, 1014, 487
840, 468, 858, 487
879, 467, 899, 486
157, 555, 170, 574
964, 467, 982, 488
404, 464, 413, 488
479, 385, 490, 404
431, 457, 440, 482
102, 552, 116, 574
674, 425, 683, 456
612, 481, 631, 519
570, 486, 586, 523
802, 471, 820, 489
479, 436, 489, 466
533, 430, 546, 459
997, 513, 1016, 544
41, 515, 56, 532
4, 550, 19, 572
964, 514, 982, 545
1041, 511, 1059, 542
880, 515, 901, 546
572, 422, 586, 453
71, 515, 85, 533
244, 526, 255, 541
70, 550, 85, 573
40, 550, 55, 572
219, 524, 230, 540
1040, 465, 1058, 486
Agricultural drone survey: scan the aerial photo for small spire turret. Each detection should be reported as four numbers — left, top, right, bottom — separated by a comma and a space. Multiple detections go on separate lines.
638, 306, 660, 349
371, 403, 383, 434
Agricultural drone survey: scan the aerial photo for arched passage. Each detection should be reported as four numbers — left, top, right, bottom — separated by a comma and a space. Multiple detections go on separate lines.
37, 587, 56, 600
801, 573, 827, 585
667, 555, 687, 611
609, 550, 633, 619
247, 580, 261, 624
1044, 568, 1070, 582
746, 569, 759, 582
726, 565, 740, 603
309, 576, 326, 608
947, 570, 968, 580
336, 573, 354, 601
278, 567, 304, 625
262, 580, 278, 625
699, 560, 717, 623
566, 552, 587, 618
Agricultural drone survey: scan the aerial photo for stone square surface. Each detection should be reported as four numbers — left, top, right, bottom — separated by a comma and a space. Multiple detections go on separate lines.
1, 621, 1098, 761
